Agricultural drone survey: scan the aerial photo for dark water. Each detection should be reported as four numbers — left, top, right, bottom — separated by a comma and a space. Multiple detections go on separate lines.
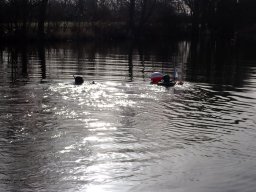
0, 40, 256, 192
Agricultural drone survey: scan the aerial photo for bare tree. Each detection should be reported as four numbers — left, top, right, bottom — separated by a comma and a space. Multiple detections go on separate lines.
38, 0, 49, 39
128, 0, 136, 37
138, 0, 156, 31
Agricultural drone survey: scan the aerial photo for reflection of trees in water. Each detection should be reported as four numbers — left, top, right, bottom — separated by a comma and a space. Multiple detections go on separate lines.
21, 46, 28, 78
10, 48, 18, 83
2, 40, 253, 86
187, 38, 251, 87
2, 41, 190, 83
127, 40, 190, 81
128, 43, 134, 81
38, 44, 46, 79
7, 45, 45, 83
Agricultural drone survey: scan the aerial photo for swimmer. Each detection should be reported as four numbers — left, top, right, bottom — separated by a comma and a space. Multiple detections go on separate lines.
73, 75, 84, 85
157, 74, 176, 87
157, 74, 184, 86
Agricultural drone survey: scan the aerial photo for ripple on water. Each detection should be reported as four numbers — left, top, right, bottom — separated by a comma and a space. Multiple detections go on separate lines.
0, 78, 256, 192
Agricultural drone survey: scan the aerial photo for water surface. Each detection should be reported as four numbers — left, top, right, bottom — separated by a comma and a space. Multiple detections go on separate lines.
0, 40, 256, 192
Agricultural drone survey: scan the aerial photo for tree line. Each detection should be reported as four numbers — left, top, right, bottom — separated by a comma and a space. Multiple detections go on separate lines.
0, 0, 255, 41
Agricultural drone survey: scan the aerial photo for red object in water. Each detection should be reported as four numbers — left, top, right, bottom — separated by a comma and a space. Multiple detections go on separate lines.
150, 72, 163, 84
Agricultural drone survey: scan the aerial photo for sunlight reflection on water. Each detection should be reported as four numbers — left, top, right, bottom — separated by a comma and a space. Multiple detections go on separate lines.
1, 42, 256, 192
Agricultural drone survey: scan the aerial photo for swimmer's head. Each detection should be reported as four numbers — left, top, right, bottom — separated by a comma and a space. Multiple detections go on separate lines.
163, 74, 170, 82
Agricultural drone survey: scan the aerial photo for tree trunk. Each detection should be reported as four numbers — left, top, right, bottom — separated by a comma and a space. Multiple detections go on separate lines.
38, 0, 48, 40
138, 0, 156, 38
128, 0, 135, 38
21, 0, 30, 39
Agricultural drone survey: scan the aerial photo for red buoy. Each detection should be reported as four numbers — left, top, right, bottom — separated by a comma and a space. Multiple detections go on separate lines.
150, 72, 163, 84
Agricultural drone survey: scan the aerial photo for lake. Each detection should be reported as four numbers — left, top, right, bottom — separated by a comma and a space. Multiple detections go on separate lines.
0, 39, 256, 192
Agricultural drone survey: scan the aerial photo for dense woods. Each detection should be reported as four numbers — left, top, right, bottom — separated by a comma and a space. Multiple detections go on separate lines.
0, 0, 255, 41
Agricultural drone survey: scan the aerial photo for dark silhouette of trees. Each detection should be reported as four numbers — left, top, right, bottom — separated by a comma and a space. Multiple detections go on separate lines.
0, 0, 255, 41
182, 0, 248, 37
236, 0, 256, 33
0, 0, 4, 38
38, 0, 49, 39
127, 0, 157, 38
128, 0, 135, 37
